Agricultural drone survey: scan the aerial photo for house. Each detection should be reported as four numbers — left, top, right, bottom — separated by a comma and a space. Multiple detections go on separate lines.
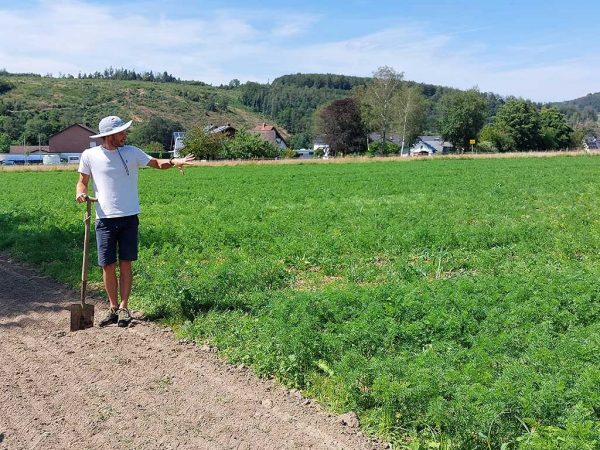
204, 123, 236, 137
583, 135, 600, 152
409, 136, 453, 156
171, 131, 186, 157
8, 123, 112, 163
11, 124, 97, 154
251, 123, 287, 149
368, 132, 402, 146
9, 145, 50, 155
312, 137, 330, 156
49, 124, 98, 153
367, 132, 409, 154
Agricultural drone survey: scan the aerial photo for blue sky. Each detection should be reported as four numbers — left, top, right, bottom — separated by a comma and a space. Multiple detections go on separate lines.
1, 0, 598, 101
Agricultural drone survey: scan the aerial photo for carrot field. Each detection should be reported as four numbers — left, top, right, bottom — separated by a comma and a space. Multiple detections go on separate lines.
1, 156, 598, 449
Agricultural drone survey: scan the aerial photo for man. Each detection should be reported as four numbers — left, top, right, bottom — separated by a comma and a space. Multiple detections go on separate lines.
75, 116, 194, 327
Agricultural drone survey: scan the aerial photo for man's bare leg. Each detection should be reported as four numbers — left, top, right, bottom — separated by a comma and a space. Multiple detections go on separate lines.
102, 263, 119, 309
118, 260, 133, 310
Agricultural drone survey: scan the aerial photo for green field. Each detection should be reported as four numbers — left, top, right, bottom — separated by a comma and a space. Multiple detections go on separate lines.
1, 156, 599, 449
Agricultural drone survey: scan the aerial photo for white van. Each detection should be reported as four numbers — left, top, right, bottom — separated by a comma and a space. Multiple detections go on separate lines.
43, 154, 61, 165
67, 155, 80, 164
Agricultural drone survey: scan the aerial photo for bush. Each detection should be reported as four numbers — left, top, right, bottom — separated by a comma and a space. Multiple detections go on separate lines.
475, 140, 497, 153
281, 148, 298, 159
367, 141, 399, 156
479, 124, 516, 152
0, 79, 13, 94
144, 141, 166, 154
182, 127, 226, 160
0, 132, 10, 153
222, 129, 281, 159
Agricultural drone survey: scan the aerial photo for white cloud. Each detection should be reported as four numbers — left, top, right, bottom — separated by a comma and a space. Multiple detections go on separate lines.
269, 13, 319, 39
0, 0, 596, 101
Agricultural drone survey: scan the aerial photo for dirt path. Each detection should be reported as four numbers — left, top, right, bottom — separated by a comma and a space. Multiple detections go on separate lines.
0, 255, 386, 450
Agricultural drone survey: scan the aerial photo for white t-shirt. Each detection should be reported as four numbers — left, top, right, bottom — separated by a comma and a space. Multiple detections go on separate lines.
78, 145, 152, 219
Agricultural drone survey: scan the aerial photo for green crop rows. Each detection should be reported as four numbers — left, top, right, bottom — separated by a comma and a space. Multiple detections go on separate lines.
1, 156, 598, 449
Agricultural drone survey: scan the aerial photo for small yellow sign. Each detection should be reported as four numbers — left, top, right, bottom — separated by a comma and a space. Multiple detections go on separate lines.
469, 139, 476, 145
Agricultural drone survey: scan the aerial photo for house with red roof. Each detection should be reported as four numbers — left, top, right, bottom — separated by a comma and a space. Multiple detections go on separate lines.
251, 123, 288, 149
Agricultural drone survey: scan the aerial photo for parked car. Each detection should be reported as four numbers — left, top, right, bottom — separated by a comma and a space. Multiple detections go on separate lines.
1, 160, 15, 166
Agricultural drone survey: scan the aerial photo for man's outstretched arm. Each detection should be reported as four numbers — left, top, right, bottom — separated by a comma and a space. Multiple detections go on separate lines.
148, 154, 196, 173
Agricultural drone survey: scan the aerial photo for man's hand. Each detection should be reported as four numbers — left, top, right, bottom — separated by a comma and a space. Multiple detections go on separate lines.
172, 154, 196, 175
76, 192, 88, 203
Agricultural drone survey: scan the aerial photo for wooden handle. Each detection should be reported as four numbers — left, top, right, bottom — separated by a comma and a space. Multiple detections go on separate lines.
80, 198, 93, 306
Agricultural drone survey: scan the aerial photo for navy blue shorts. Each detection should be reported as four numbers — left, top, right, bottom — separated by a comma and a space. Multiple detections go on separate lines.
95, 215, 139, 266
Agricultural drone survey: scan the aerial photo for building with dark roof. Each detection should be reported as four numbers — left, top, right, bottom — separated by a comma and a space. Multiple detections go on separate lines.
584, 135, 600, 151
204, 123, 236, 137
409, 136, 453, 156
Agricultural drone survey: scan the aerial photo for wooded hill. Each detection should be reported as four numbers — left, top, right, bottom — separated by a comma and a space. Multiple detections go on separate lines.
551, 92, 600, 126
0, 71, 276, 150
0, 69, 597, 151
239, 74, 508, 148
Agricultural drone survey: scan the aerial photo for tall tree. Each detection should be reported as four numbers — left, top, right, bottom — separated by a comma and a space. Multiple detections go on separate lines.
316, 97, 366, 156
494, 99, 542, 151
438, 88, 487, 152
539, 106, 573, 149
360, 66, 403, 152
397, 85, 426, 155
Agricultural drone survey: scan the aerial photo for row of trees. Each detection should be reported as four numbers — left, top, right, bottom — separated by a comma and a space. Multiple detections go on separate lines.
68, 67, 179, 83
273, 73, 370, 91
314, 66, 579, 156
480, 101, 573, 152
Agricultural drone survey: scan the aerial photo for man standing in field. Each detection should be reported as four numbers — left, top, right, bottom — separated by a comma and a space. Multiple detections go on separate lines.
75, 116, 194, 327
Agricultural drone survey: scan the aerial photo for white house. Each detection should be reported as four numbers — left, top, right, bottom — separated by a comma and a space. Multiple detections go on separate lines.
409, 136, 453, 156
583, 135, 600, 152
312, 137, 330, 156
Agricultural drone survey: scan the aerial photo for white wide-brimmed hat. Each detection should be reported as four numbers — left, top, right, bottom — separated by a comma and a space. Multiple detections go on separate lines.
90, 116, 132, 138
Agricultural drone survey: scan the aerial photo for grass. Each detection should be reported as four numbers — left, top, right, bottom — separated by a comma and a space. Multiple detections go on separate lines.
0, 155, 598, 449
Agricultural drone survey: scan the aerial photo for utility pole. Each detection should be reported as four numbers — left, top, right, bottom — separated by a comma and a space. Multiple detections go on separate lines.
24, 137, 28, 165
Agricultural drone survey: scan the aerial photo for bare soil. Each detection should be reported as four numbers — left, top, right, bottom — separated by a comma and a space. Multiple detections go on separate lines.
0, 254, 386, 450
